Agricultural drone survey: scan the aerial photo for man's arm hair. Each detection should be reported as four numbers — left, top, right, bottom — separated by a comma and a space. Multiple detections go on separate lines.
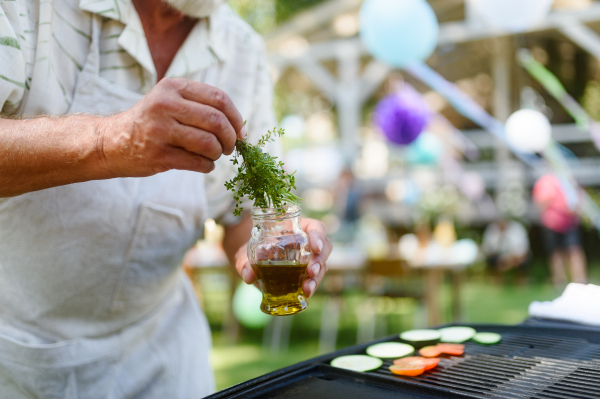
0, 115, 113, 197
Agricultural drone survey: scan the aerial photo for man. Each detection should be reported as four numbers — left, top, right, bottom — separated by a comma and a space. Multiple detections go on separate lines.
0, 0, 332, 397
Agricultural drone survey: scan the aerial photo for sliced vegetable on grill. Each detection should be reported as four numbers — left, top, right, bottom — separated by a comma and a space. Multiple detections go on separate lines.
419, 343, 464, 357
473, 332, 501, 345
330, 355, 383, 372
436, 343, 464, 356
399, 329, 442, 349
438, 326, 476, 343
393, 356, 439, 371
366, 342, 414, 359
389, 363, 426, 377
418, 345, 442, 358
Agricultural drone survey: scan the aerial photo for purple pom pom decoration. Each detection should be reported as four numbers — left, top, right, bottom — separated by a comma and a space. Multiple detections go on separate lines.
374, 87, 430, 146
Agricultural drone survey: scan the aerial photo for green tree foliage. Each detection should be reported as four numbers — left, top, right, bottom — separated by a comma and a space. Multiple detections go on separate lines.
275, 0, 328, 22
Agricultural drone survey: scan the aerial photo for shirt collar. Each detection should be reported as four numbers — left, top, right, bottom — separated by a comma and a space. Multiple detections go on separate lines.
79, 0, 131, 24
79, 0, 229, 78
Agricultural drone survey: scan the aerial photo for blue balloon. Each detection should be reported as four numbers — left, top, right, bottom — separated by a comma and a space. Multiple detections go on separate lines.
404, 132, 443, 165
360, 0, 439, 68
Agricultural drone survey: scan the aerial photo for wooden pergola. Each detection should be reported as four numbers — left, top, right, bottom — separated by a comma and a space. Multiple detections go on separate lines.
265, 0, 600, 223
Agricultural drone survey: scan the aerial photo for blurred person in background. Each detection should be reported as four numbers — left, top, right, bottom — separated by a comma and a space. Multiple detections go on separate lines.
0, 0, 332, 397
332, 168, 362, 243
482, 218, 531, 273
532, 174, 587, 288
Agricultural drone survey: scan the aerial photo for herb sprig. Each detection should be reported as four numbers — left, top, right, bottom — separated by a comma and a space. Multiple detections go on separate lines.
225, 127, 301, 216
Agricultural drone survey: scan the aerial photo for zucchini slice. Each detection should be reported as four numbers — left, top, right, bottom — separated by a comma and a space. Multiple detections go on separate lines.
366, 342, 415, 359
438, 326, 476, 343
473, 332, 501, 345
400, 329, 442, 349
331, 355, 383, 372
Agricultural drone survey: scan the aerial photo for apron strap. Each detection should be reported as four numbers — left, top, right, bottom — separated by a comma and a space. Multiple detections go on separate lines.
82, 14, 103, 76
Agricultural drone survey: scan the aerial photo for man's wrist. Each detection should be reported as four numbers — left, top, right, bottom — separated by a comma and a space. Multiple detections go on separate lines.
90, 115, 118, 180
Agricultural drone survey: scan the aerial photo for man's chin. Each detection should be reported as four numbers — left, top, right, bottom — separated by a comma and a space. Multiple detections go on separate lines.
162, 0, 225, 18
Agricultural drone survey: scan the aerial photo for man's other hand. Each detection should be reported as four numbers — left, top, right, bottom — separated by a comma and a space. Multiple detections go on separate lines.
100, 78, 246, 177
234, 218, 332, 298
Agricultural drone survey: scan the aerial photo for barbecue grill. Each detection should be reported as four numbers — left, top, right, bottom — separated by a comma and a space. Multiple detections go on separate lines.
206, 321, 600, 399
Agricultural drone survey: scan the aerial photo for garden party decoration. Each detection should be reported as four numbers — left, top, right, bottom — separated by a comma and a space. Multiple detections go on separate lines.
374, 87, 431, 146
505, 109, 552, 153
359, 0, 438, 69
404, 132, 443, 165
518, 49, 600, 151
405, 62, 600, 229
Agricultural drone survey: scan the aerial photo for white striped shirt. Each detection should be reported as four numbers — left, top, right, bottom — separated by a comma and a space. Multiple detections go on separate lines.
0, 0, 277, 224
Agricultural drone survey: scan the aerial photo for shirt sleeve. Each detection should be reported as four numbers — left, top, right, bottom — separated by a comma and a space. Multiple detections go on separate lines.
204, 35, 279, 227
0, 3, 27, 114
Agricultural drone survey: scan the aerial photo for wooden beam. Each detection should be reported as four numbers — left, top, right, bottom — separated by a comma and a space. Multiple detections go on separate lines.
269, 3, 600, 65
558, 19, 600, 61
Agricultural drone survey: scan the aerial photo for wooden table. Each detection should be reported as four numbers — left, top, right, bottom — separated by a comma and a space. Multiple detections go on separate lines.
368, 257, 471, 327
411, 263, 469, 326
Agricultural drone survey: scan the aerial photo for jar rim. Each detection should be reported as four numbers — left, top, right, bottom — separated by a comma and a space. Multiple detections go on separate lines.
251, 203, 301, 219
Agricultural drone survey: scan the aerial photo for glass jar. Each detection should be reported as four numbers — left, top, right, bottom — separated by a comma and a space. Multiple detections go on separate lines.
248, 204, 311, 316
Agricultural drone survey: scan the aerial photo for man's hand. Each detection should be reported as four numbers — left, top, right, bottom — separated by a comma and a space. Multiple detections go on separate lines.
100, 78, 246, 178
234, 218, 332, 298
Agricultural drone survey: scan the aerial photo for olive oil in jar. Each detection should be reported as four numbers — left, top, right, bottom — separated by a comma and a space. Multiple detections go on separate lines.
251, 260, 308, 316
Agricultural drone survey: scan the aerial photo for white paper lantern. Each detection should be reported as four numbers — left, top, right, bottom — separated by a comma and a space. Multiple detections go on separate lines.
469, 0, 553, 32
505, 109, 552, 153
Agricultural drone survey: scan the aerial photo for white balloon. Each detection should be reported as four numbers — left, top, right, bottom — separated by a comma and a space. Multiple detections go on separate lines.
505, 109, 552, 153
469, 0, 553, 32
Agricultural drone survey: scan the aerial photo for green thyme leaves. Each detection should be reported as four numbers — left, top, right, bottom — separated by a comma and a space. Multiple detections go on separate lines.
224, 127, 301, 216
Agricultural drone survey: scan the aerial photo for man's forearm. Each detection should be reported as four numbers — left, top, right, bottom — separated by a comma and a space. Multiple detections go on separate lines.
0, 115, 113, 197
0, 78, 247, 198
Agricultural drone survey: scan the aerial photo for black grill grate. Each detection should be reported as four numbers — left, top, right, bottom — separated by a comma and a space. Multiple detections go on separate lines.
360, 333, 600, 398
207, 325, 600, 399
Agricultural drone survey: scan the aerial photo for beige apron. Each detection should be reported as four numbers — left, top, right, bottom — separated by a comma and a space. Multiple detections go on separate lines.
0, 15, 215, 398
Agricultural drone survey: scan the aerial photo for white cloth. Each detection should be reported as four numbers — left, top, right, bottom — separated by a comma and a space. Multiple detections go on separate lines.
529, 283, 600, 326
481, 221, 529, 258
0, 1, 277, 397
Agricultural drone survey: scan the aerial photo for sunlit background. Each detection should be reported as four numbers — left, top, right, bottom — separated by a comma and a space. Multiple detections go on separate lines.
182, 0, 600, 390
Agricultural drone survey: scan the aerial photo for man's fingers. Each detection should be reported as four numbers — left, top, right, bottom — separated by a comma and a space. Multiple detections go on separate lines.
160, 146, 215, 173
235, 245, 257, 285
169, 125, 224, 161
304, 239, 332, 297
171, 102, 237, 155
174, 79, 246, 140
303, 260, 327, 298
308, 230, 327, 255
239, 261, 257, 285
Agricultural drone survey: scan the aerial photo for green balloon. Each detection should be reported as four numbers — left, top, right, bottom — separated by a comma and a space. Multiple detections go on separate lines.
232, 283, 271, 329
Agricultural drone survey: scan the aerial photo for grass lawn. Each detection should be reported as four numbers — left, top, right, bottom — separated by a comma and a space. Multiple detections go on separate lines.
208, 262, 600, 391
